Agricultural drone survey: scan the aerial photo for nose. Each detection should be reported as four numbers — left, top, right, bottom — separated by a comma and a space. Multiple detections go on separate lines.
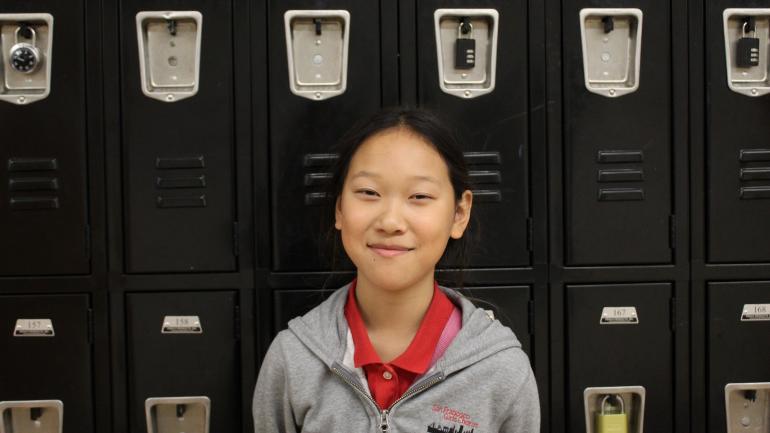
375, 200, 407, 235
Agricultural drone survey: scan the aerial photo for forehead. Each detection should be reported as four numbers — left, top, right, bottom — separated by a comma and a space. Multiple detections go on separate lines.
347, 127, 450, 180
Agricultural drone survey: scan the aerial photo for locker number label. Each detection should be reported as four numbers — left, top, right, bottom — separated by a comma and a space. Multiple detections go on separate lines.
599, 307, 639, 325
13, 319, 55, 337
162, 316, 203, 334
741, 304, 770, 322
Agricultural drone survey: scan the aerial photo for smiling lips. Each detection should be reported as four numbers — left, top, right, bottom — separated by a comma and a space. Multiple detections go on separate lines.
368, 244, 413, 257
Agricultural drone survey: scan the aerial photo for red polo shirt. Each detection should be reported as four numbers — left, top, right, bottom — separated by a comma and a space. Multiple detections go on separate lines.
344, 279, 455, 409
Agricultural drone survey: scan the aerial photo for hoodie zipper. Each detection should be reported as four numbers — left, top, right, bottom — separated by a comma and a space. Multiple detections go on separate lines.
331, 365, 445, 432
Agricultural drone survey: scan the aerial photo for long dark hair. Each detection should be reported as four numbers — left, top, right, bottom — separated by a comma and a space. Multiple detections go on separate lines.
321, 107, 476, 288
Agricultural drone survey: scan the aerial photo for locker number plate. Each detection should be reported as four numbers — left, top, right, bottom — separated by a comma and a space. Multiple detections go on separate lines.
161, 316, 202, 334
741, 304, 770, 321
599, 307, 639, 325
13, 319, 54, 337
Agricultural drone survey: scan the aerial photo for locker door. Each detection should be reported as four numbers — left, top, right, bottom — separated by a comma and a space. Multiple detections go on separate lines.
563, 1, 673, 265
567, 283, 673, 433
269, 0, 382, 271
708, 282, 770, 433
417, 0, 531, 267
0, 294, 93, 433
706, 1, 770, 263
126, 291, 240, 433
120, 0, 237, 273
464, 286, 532, 356
0, 2, 89, 276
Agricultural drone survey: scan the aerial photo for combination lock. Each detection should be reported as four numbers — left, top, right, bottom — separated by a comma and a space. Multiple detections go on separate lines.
9, 26, 41, 74
455, 19, 476, 69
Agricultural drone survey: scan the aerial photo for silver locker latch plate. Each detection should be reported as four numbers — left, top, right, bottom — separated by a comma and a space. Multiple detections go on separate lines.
136, 11, 202, 102
0, 400, 63, 433
284, 10, 350, 101
145, 396, 211, 433
0, 13, 54, 105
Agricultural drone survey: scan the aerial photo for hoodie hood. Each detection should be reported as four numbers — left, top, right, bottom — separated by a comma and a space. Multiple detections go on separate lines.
286, 282, 522, 376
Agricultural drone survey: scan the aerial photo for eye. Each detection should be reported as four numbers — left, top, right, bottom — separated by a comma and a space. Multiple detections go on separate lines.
410, 193, 434, 201
355, 188, 379, 198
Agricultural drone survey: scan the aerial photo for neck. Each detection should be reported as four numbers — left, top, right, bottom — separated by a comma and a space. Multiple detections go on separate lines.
354, 273, 435, 335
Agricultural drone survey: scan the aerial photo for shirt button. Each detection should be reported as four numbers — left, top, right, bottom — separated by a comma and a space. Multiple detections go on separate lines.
382, 370, 393, 380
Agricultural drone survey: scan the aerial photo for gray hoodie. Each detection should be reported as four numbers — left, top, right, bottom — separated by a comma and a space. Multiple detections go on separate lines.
253, 283, 540, 433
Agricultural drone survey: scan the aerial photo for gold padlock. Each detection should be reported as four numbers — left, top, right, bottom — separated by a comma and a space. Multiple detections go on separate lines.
595, 394, 628, 433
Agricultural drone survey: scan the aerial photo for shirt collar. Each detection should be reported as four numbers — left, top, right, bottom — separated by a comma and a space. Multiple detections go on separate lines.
344, 278, 455, 374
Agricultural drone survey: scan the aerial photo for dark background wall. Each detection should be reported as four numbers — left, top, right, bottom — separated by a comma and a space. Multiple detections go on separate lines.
1, 0, 769, 432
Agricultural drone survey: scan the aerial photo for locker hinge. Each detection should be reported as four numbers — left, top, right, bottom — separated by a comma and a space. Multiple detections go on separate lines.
528, 300, 535, 335
526, 217, 534, 252
234, 305, 241, 341
670, 298, 677, 332
232, 221, 240, 257
85, 224, 91, 259
87, 308, 94, 344
669, 215, 676, 249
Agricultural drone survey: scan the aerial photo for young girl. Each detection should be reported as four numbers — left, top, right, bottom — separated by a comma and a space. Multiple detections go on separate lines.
253, 108, 539, 432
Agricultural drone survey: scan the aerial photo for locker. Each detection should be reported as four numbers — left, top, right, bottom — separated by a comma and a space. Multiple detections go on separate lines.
273, 285, 532, 356
563, 0, 673, 266
0, 294, 94, 433
120, 0, 237, 273
0, 3, 89, 276
708, 282, 770, 433
706, 1, 770, 263
269, 0, 382, 271
417, 0, 531, 267
566, 283, 673, 433
125, 291, 240, 433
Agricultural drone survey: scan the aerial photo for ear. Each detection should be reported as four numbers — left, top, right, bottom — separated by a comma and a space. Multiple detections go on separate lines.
450, 190, 473, 239
334, 196, 343, 231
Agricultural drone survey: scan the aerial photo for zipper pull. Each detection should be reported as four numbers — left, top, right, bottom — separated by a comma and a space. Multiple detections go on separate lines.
379, 409, 390, 431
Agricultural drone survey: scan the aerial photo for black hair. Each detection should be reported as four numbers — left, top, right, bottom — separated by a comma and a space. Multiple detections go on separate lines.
321, 107, 476, 288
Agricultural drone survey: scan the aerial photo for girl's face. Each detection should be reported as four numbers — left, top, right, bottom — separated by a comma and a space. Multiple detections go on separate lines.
335, 127, 472, 293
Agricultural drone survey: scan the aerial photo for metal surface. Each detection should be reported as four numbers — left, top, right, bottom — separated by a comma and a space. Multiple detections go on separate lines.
0, 14, 52, 104
433, 9, 498, 98
567, 283, 672, 432
579, 8, 642, 98
584, 386, 645, 433
0, 400, 63, 433
723, 9, 770, 97
13, 319, 54, 337
161, 316, 202, 334
136, 11, 202, 102
145, 397, 210, 433
126, 292, 240, 433
284, 10, 349, 100
599, 307, 639, 325
725, 383, 770, 433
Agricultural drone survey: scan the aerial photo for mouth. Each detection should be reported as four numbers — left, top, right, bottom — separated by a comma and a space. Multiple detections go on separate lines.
368, 243, 414, 258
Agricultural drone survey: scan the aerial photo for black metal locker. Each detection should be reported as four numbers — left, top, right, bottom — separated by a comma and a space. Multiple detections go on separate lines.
706, 0, 770, 263
269, 0, 382, 272
566, 283, 674, 433
0, 294, 94, 433
562, 1, 673, 266
464, 285, 532, 356
416, 0, 532, 268
707, 281, 770, 433
120, 0, 237, 273
273, 285, 532, 356
0, 2, 90, 276
126, 291, 240, 433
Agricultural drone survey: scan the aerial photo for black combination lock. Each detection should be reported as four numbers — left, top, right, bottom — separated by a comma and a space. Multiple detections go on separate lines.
454, 19, 475, 69
737, 18, 760, 68
9, 26, 41, 74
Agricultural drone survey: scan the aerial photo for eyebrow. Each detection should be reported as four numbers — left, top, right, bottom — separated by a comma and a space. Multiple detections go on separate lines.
350, 171, 440, 184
